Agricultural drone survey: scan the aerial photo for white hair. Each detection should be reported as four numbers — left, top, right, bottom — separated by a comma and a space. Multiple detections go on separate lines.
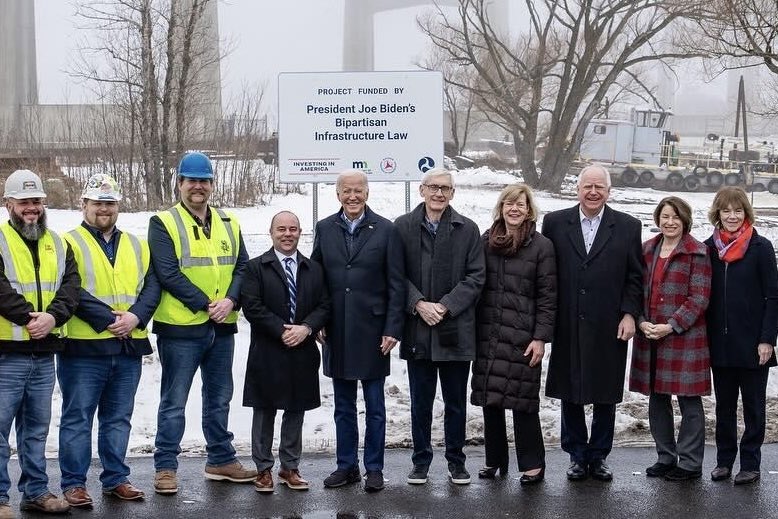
421, 168, 455, 188
577, 165, 611, 188
336, 169, 369, 191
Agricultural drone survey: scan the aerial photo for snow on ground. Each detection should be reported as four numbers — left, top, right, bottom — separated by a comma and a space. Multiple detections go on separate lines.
31, 169, 778, 459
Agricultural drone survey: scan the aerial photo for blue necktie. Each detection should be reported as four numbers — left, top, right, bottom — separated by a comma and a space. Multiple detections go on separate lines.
283, 257, 297, 323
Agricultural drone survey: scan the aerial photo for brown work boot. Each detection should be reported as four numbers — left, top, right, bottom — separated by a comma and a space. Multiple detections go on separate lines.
103, 482, 145, 500
0, 503, 15, 519
63, 487, 93, 507
278, 468, 309, 491
153, 470, 179, 495
204, 461, 258, 483
19, 493, 70, 514
254, 469, 274, 493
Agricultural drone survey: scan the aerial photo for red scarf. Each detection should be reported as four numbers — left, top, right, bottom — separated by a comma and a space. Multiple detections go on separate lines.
713, 220, 753, 263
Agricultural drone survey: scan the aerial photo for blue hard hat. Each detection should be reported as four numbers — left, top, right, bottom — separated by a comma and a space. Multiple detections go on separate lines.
177, 151, 214, 179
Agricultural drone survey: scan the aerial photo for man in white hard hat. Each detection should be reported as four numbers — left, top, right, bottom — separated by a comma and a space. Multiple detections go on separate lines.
57, 174, 160, 508
0, 169, 80, 518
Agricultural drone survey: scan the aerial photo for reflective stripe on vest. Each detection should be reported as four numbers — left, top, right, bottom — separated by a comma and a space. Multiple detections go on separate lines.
64, 227, 150, 340
0, 224, 66, 341
168, 207, 237, 268
153, 204, 240, 326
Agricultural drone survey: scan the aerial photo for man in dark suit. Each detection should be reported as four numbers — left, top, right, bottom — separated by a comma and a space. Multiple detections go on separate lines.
541, 165, 642, 482
241, 211, 330, 493
311, 170, 405, 492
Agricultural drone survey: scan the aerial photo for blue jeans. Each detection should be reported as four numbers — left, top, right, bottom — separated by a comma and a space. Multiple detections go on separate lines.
0, 353, 55, 504
154, 331, 237, 470
57, 354, 142, 491
407, 359, 470, 467
332, 377, 386, 472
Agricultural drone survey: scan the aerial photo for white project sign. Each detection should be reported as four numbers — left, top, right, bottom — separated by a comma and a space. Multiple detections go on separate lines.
278, 71, 443, 182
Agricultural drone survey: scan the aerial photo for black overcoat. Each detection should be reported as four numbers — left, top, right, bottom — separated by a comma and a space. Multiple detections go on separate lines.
241, 248, 330, 410
311, 206, 405, 380
541, 205, 642, 404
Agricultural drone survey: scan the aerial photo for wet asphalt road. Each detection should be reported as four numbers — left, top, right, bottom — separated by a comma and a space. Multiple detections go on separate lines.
6, 445, 778, 518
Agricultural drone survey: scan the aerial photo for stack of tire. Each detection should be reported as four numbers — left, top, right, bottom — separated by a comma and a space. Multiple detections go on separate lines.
620, 167, 655, 188
682, 165, 743, 192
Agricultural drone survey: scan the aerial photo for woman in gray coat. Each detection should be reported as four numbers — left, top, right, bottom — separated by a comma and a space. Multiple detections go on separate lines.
471, 184, 557, 485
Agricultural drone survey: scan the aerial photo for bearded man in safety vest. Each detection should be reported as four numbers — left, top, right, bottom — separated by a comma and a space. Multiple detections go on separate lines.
149, 151, 254, 495
0, 170, 80, 518
57, 174, 161, 508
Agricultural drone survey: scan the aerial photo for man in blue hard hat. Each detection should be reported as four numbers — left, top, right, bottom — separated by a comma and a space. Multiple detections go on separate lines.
148, 152, 255, 495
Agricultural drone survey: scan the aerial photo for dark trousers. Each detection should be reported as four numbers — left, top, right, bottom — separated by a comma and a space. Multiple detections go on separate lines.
332, 377, 386, 472
482, 406, 545, 472
648, 393, 705, 471
251, 407, 305, 472
560, 401, 616, 465
712, 366, 769, 471
407, 359, 470, 467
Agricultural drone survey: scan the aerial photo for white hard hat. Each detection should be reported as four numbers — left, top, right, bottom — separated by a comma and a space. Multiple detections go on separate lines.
3, 169, 46, 199
82, 173, 122, 201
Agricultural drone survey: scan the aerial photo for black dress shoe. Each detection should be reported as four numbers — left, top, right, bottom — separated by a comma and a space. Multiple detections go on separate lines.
733, 470, 760, 485
589, 461, 613, 481
664, 467, 702, 481
478, 465, 508, 479
519, 468, 545, 486
645, 462, 675, 478
566, 462, 587, 481
710, 466, 732, 481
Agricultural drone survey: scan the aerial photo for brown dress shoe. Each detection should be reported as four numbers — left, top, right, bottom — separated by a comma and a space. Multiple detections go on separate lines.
63, 487, 93, 508
254, 469, 274, 493
204, 461, 258, 483
278, 468, 309, 490
104, 482, 145, 500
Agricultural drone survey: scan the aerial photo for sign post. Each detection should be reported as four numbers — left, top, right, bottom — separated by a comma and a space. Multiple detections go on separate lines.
277, 71, 444, 229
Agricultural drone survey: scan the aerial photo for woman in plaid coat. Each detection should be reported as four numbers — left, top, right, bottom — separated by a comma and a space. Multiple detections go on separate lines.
629, 196, 711, 482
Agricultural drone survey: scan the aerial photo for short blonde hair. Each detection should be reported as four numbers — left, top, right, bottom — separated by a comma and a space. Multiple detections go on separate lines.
708, 186, 754, 228
492, 183, 538, 223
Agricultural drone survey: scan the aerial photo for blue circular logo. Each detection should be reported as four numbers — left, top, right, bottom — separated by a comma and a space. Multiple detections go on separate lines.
418, 157, 435, 173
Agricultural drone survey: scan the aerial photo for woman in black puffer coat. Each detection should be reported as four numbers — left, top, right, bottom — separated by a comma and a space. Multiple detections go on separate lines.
471, 183, 557, 485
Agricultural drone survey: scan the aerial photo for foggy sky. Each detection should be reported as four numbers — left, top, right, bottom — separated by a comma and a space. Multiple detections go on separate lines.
33, 0, 729, 118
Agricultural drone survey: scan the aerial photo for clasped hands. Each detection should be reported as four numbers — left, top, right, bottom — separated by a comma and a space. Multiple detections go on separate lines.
639, 320, 672, 341
208, 298, 234, 323
415, 300, 448, 326
107, 310, 140, 338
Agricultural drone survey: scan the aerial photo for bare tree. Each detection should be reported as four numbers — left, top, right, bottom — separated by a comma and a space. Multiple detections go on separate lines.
418, 43, 481, 155
70, 0, 222, 208
420, 0, 703, 191
679, 0, 778, 116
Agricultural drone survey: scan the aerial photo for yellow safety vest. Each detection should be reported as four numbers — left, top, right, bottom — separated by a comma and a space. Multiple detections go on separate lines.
64, 226, 150, 340
153, 203, 240, 326
0, 222, 66, 341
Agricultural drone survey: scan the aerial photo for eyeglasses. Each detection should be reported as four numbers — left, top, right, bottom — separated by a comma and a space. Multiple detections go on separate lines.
423, 184, 453, 195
